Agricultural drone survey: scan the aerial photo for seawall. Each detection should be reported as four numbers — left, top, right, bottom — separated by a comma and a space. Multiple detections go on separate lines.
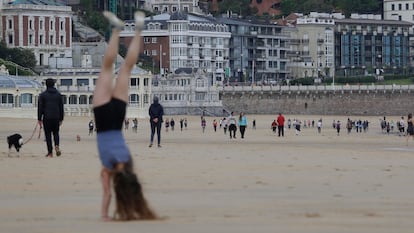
220, 85, 414, 116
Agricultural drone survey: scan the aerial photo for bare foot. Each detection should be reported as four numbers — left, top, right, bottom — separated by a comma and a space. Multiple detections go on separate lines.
101, 216, 112, 222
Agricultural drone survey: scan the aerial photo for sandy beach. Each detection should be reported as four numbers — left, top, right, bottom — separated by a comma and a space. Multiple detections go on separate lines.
1, 114, 414, 233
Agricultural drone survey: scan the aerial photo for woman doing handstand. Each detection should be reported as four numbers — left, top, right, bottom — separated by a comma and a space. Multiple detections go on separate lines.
93, 11, 157, 221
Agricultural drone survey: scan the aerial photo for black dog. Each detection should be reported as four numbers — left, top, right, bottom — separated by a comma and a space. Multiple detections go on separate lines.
7, 133, 23, 157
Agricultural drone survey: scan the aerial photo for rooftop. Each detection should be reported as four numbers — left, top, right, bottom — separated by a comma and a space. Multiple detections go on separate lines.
0, 75, 42, 89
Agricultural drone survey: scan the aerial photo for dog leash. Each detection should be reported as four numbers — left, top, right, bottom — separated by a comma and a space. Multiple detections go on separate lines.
23, 123, 41, 145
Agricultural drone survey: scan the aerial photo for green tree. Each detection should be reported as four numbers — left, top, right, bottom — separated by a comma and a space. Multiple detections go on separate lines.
0, 40, 36, 70
217, 0, 257, 17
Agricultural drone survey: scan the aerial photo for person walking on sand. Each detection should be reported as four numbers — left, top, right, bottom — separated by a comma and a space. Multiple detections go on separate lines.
228, 112, 237, 139
336, 120, 341, 136
170, 118, 175, 131
149, 96, 164, 148
93, 11, 157, 221
271, 120, 277, 134
406, 113, 414, 146
38, 78, 64, 157
238, 112, 247, 138
276, 113, 285, 137
201, 117, 207, 133
317, 118, 322, 134
89, 120, 94, 136
213, 119, 218, 132
180, 118, 184, 131
222, 117, 228, 134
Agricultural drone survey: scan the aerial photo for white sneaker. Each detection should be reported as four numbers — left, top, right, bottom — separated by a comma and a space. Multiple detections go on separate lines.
103, 11, 124, 29
134, 11, 145, 31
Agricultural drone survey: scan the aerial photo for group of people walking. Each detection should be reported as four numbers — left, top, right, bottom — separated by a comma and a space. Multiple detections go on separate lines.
218, 111, 248, 139
33, 10, 414, 223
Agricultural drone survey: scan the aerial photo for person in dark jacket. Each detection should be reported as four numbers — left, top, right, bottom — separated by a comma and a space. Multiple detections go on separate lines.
148, 96, 164, 147
38, 78, 64, 157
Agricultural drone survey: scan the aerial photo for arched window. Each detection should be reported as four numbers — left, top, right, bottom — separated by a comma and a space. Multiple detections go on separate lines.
62, 95, 67, 104
79, 95, 87, 104
69, 95, 77, 104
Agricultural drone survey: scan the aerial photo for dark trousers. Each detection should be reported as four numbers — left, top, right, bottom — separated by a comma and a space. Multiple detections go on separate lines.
239, 125, 246, 138
278, 125, 284, 137
229, 124, 237, 138
150, 122, 162, 145
43, 119, 60, 154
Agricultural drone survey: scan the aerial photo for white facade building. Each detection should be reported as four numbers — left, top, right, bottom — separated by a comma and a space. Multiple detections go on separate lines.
121, 12, 231, 85
145, 0, 201, 13
0, 1, 73, 68
289, 13, 336, 80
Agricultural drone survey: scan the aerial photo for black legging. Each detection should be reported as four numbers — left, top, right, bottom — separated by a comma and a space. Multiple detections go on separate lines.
150, 121, 162, 145
239, 125, 246, 138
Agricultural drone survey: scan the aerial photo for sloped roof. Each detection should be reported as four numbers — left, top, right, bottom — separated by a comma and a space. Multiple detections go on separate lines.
0, 75, 42, 89
9, 0, 66, 6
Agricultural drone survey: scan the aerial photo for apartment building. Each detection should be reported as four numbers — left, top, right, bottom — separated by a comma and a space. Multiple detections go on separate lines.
335, 14, 411, 77
287, 13, 335, 81
217, 16, 291, 84
0, 1, 73, 68
120, 11, 231, 85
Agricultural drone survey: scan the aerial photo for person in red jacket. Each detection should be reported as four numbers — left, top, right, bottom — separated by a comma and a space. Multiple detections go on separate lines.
277, 113, 285, 137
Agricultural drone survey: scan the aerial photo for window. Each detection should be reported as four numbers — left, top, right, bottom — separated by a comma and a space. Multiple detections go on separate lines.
8, 19, 12, 29
60, 35, 64, 45
79, 95, 87, 104
391, 4, 394, 11
60, 20, 64, 30
399, 4, 402, 10
0, 93, 13, 106
29, 20, 33, 30
8, 34, 13, 44
144, 37, 150, 44
40, 20, 43, 30
77, 79, 89, 86
406, 3, 409, 10
152, 50, 157, 56
20, 93, 33, 104
69, 95, 77, 104
130, 78, 139, 87
50, 20, 54, 30
50, 35, 54, 45
29, 34, 33, 45
129, 94, 139, 104
40, 35, 44, 44
60, 79, 73, 86
152, 37, 157, 43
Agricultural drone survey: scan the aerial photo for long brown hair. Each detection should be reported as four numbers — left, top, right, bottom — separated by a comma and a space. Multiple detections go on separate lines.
113, 160, 157, 220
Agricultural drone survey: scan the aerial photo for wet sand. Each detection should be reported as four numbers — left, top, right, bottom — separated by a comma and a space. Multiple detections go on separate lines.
1, 115, 414, 233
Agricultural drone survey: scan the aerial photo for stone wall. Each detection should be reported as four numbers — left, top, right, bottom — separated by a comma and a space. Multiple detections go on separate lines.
220, 87, 414, 116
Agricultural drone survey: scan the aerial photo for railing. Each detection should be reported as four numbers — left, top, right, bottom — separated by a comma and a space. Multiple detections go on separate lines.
220, 84, 414, 92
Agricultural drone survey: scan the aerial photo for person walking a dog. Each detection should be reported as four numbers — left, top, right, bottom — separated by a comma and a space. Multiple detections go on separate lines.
38, 78, 64, 157
93, 11, 157, 221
